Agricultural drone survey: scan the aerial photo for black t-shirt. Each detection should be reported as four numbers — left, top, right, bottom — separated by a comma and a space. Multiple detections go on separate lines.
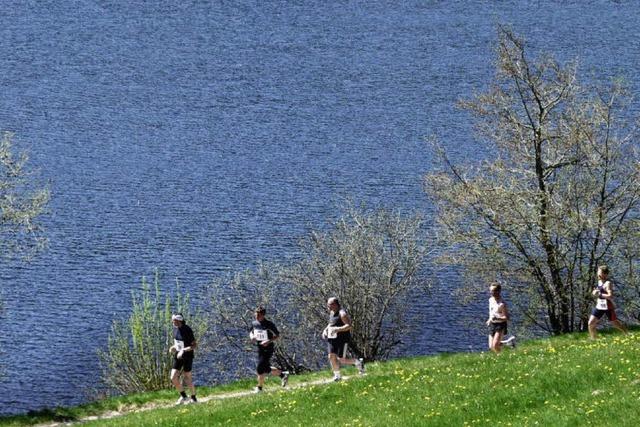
250, 319, 279, 352
173, 324, 196, 359
328, 308, 351, 341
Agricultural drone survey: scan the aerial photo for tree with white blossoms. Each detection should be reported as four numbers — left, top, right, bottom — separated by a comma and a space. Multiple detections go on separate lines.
425, 27, 640, 334
0, 131, 49, 376
0, 131, 49, 261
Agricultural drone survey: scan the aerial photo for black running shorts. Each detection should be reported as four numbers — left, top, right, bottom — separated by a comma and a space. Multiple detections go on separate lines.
327, 338, 350, 358
257, 349, 273, 375
172, 355, 194, 372
489, 322, 507, 336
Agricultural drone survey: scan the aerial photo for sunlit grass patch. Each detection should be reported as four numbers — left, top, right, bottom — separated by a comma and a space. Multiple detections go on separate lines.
3, 329, 640, 426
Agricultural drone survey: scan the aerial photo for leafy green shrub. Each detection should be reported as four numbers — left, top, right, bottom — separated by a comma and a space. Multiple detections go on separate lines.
98, 272, 207, 394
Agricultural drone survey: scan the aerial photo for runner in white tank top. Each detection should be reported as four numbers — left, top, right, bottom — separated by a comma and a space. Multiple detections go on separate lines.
587, 265, 627, 339
486, 283, 510, 354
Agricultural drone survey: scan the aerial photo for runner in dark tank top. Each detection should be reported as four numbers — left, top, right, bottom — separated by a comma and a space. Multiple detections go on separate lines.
322, 297, 365, 381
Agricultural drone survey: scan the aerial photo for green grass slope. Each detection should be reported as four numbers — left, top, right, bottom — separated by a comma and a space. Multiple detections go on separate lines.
4, 330, 640, 426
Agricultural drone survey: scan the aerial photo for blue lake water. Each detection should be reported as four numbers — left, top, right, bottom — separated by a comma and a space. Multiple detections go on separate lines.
1, 0, 639, 415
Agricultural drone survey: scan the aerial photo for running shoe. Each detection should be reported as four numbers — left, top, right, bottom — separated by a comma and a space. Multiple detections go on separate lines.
175, 396, 189, 405
189, 396, 198, 404
503, 336, 516, 348
355, 358, 366, 375
333, 375, 342, 382
253, 386, 263, 393
281, 371, 289, 387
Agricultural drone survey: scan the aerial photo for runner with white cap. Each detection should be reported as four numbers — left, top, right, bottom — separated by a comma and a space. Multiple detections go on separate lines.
169, 313, 197, 404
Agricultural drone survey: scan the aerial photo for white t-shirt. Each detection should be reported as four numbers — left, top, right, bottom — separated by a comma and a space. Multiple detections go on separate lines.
489, 297, 506, 323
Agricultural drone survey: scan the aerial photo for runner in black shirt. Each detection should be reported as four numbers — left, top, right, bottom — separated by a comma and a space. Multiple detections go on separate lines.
250, 306, 289, 392
169, 313, 197, 404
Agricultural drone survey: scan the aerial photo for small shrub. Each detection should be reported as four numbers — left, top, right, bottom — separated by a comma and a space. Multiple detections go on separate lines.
98, 271, 207, 394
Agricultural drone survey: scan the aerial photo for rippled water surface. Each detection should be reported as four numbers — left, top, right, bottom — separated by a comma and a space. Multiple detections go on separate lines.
1, 0, 639, 415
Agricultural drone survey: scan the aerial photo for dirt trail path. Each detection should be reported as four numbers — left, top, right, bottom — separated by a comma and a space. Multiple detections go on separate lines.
37, 376, 348, 426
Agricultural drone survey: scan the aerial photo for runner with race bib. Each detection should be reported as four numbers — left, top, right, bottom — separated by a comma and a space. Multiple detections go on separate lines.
588, 265, 628, 339
250, 306, 289, 392
322, 297, 365, 381
169, 313, 197, 405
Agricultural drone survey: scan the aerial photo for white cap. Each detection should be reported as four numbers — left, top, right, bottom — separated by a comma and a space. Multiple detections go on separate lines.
171, 314, 184, 322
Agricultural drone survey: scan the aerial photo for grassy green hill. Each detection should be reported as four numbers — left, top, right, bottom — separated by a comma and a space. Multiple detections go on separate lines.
4, 330, 640, 426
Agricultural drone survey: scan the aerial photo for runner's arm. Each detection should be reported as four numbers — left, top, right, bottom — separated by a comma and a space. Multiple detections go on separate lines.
493, 303, 508, 321
259, 326, 279, 346
337, 311, 352, 332
183, 339, 197, 352
599, 282, 613, 299
501, 303, 509, 321
266, 330, 279, 342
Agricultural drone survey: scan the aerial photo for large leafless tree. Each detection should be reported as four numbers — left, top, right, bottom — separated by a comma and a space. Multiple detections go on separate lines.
207, 204, 427, 374
425, 27, 640, 334
284, 205, 427, 361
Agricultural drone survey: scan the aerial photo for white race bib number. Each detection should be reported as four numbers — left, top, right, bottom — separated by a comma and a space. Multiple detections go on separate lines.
253, 329, 268, 342
174, 339, 184, 351
327, 327, 338, 339
596, 298, 608, 310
